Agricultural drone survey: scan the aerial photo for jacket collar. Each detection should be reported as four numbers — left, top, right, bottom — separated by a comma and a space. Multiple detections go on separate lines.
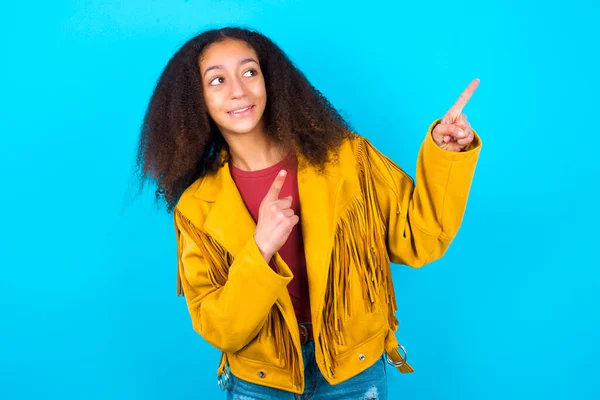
190, 147, 359, 313
193, 152, 348, 257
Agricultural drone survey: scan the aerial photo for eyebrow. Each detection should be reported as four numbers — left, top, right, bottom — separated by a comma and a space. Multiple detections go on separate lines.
203, 58, 259, 77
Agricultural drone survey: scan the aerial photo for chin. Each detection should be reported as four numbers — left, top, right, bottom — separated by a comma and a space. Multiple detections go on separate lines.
218, 114, 266, 136
225, 121, 261, 135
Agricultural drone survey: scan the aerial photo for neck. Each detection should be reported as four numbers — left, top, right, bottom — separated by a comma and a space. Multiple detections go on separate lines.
223, 127, 290, 171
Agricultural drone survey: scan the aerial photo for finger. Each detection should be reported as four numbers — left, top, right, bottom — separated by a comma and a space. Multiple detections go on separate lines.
265, 170, 287, 201
282, 215, 300, 234
455, 120, 471, 140
448, 115, 469, 133
442, 114, 468, 129
274, 196, 293, 210
282, 208, 295, 218
455, 114, 469, 130
442, 112, 467, 126
290, 215, 300, 226
454, 78, 479, 112
456, 129, 474, 146
445, 78, 479, 120
435, 124, 467, 140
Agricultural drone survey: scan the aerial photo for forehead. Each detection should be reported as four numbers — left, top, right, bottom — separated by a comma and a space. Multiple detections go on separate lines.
199, 38, 259, 69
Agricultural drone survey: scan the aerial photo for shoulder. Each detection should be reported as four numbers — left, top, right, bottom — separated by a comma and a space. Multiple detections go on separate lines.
335, 134, 405, 173
334, 133, 391, 162
334, 133, 414, 190
331, 133, 369, 166
174, 171, 218, 226
176, 176, 203, 207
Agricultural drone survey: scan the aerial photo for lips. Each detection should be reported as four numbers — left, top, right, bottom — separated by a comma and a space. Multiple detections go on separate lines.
227, 105, 254, 114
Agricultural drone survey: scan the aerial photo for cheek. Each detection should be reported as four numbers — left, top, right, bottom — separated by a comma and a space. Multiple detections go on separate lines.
203, 91, 223, 117
252, 81, 267, 105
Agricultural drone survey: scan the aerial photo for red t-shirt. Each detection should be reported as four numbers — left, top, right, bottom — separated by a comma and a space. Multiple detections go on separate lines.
229, 151, 312, 324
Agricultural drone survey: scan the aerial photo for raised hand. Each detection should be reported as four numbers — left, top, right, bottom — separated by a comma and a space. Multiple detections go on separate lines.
432, 78, 479, 152
253, 170, 300, 262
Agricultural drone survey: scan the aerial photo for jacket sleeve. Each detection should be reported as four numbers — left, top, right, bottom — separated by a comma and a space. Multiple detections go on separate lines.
364, 119, 482, 267
175, 211, 293, 353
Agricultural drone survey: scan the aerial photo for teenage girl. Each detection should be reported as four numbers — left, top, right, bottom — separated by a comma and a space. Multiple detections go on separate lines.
136, 27, 481, 399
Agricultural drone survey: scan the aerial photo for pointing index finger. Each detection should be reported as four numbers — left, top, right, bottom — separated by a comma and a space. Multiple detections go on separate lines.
265, 170, 287, 201
446, 78, 480, 119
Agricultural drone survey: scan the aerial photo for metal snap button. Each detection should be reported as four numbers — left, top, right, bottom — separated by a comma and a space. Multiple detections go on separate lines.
258, 370, 266, 378
358, 354, 366, 362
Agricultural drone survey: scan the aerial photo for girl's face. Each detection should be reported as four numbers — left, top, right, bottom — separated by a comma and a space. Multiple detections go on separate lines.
199, 39, 267, 138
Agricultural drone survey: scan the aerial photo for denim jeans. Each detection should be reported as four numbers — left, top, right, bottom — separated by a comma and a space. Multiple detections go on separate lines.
226, 341, 388, 399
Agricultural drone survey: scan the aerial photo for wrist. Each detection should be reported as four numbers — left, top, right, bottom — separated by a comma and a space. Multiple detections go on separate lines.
259, 249, 274, 263
253, 234, 274, 262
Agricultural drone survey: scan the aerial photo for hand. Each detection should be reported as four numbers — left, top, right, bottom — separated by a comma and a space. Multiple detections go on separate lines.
432, 78, 479, 152
253, 170, 300, 262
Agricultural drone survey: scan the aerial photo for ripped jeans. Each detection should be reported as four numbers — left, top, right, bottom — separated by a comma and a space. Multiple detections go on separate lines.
227, 341, 388, 400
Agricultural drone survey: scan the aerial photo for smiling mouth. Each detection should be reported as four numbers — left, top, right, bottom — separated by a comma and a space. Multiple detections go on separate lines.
228, 105, 254, 114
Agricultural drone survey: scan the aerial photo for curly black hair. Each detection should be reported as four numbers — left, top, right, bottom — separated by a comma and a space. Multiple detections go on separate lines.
136, 27, 354, 212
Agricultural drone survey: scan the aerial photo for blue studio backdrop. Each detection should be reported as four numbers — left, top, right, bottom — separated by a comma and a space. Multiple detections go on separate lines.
1, 1, 599, 399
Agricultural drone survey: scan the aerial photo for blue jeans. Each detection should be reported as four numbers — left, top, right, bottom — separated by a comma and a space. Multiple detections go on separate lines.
226, 341, 388, 399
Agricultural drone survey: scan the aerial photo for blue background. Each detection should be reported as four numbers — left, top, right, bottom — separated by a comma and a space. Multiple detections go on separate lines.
1, 0, 598, 399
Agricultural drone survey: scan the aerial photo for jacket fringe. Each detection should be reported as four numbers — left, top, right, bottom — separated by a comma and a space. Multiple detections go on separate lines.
318, 138, 399, 378
175, 208, 300, 385
260, 306, 302, 386
175, 209, 233, 290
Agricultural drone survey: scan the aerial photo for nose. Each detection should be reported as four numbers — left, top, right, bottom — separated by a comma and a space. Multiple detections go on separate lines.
229, 76, 246, 99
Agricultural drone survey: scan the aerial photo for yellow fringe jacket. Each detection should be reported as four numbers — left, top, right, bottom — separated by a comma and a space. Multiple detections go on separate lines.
174, 120, 481, 394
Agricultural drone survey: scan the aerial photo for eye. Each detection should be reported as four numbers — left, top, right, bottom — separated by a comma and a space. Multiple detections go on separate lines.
243, 68, 258, 77
208, 76, 225, 86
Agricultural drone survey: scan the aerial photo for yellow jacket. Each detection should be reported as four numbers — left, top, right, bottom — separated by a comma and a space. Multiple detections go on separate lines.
174, 120, 481, 394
